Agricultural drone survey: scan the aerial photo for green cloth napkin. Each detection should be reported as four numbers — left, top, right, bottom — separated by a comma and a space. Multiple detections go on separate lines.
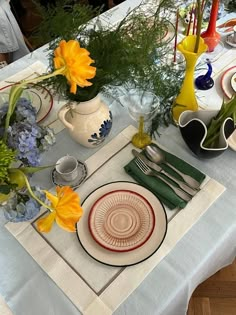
124, 144, 206, 210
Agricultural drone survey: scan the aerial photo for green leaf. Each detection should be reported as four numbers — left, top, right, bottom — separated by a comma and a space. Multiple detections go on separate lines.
8, 86, 24, 116
3, 84, 25, 142
203, 95, 236, 148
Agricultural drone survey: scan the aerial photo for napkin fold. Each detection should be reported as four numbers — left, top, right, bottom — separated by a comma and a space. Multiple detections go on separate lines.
124, 144, 206, 210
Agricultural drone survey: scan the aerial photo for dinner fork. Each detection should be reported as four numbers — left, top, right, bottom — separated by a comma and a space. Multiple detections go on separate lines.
135, 157, 192, 202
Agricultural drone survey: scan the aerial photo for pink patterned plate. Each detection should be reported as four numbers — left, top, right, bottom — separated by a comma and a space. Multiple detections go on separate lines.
88, 190, 155, 252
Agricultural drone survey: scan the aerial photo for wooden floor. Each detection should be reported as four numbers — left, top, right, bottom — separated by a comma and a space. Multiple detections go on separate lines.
187, 259, 236, 315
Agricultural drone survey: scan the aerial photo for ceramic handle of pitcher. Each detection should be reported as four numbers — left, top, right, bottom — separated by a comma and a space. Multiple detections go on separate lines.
58, 103, 74, 131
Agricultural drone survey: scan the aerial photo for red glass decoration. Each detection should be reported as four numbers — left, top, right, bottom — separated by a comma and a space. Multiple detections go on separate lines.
201, 0, 220, 52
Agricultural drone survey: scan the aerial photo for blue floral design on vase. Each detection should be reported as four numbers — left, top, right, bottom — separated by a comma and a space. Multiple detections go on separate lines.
88, 111, 113, 145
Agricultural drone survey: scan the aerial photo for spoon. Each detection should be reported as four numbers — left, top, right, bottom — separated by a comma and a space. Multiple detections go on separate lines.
145, 145, 201, 190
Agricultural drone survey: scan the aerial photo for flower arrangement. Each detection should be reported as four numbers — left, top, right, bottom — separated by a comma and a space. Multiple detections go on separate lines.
0, 39, 96, 231
35, 0, 185, 130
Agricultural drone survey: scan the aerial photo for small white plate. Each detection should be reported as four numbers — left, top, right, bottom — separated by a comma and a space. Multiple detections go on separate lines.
77, 181, 167, 267
0, 90, 41, 114
160, 21, 175, 44
220, 66, 236, 99
0, 84, 53, 123
230, 72, 236, 92
51, 159, 87, 189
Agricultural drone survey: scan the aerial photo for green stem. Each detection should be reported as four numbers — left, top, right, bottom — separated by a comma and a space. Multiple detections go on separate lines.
138, 116, 144, 138
204, 130, 220, 147
3, 87, 24, 142
204, 96, 236, 147
22, 68, 65, 86
13, 169, 54, 212
194, 0, 202, 53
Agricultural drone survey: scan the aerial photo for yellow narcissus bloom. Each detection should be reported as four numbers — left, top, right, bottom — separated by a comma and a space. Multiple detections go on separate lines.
37, 186, 83, 233
54, 40, 96, 94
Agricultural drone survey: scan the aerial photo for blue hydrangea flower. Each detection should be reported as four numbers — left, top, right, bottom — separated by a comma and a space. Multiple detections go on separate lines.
2, 188, 46, 222
2, 97, 55, 166
15, 98, 37, 124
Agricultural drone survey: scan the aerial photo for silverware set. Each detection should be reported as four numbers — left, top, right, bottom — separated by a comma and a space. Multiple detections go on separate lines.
144, 145, 200, 189
132, 146, 201, 202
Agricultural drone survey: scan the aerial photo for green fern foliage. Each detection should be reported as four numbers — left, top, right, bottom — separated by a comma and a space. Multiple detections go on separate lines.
34, 0, 185, 132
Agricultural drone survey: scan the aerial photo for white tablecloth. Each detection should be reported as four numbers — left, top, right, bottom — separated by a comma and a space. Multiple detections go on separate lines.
0, 1, 236, 315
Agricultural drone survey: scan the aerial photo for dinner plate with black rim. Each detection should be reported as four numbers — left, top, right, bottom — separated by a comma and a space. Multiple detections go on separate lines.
76, 181, 167, 267
88, 189, 156, 252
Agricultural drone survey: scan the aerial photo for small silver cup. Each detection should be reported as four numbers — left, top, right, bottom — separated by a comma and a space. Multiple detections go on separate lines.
56, 155, 78, 182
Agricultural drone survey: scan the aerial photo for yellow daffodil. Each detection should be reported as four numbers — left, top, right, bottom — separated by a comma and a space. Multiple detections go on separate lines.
37, 186, 83, 233
54, 40, 96, 94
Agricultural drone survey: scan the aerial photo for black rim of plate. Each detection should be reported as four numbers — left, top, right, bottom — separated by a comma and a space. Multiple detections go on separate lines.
76, 181, 168, 267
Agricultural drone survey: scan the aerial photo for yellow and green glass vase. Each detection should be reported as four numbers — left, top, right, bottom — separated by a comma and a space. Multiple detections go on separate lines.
172, 35, 207, 122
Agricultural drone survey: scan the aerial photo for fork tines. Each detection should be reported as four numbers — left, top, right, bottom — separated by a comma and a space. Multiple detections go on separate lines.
135, 157, 149, 172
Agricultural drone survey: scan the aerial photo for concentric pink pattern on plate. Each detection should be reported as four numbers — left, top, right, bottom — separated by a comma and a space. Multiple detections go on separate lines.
88, 190, 155, 252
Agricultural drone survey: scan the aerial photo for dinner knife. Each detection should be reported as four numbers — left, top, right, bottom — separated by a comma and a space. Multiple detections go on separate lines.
132, 149, 197, 197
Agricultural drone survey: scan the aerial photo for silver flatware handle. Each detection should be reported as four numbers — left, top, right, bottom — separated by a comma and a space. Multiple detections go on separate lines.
132, 150, 197, 196
164, 161, 201, 190
152, 173, 192, 202
160, 170, 197, 196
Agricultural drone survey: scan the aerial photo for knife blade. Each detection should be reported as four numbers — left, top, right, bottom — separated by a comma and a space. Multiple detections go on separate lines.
132, 149, 197, 196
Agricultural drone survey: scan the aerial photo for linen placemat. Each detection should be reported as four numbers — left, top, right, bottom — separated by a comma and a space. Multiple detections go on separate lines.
5, 125, 225, 315
0, 294, 13, 315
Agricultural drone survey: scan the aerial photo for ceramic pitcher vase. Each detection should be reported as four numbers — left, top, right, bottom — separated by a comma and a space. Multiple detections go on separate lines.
172, 35, 207, 122
58, 95, 112, 148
